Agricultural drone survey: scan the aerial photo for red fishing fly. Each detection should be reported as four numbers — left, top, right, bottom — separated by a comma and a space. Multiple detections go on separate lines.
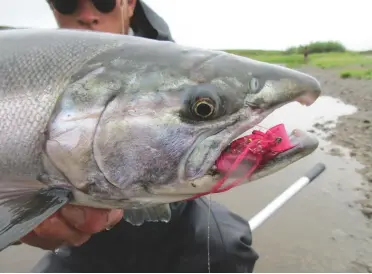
187, 124, 295, 200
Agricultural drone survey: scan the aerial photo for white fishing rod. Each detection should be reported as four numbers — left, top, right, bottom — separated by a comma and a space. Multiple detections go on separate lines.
248, 162, 326, 232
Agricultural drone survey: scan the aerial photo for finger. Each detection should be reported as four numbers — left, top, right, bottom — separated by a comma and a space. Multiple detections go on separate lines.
78, 208, 123, 233
20, 231, 65, 250
33, 213, 91, 246
107, 209, 124, 227
61, 205, 123, 234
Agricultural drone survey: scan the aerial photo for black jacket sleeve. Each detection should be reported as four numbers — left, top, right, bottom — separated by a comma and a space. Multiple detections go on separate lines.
32, 197, 258, 273
165, 198, 259, 273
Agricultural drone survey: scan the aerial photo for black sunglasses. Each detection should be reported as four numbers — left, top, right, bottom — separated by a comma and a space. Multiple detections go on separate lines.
49, 0, 117, 15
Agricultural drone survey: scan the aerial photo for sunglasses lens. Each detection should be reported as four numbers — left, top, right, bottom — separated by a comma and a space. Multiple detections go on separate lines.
92, 0, 116, 13
51, 0, 78, 15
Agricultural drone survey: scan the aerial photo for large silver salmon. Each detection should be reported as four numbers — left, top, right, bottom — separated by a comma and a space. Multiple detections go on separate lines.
0, 29, 321, 250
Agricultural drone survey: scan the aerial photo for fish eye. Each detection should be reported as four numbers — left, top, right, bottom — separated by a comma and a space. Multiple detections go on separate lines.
249, 77, 264, 93
192, 97, 215, 118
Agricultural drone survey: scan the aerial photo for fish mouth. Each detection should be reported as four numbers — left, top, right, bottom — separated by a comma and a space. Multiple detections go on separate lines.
151, 124, 319, 197
201, 93, 320, 179
208, 127, 319, 179
182, 125, 319, 196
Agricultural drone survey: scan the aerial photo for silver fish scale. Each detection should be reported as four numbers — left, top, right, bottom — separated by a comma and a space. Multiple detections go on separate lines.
0, 30, 125, 178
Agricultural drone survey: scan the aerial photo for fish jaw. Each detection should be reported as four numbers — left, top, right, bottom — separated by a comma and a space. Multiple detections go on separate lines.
248, 128, 319, 181
216, 127, 320, 185
141, 126, 319, 198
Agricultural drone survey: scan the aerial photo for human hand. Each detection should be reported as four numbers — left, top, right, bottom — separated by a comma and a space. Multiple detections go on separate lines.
20, 204, 123, 250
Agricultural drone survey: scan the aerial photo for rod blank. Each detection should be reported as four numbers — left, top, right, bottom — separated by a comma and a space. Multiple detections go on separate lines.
249, 163, 326, 232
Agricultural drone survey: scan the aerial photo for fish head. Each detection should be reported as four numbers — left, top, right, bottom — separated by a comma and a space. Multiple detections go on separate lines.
93, 49, 321, 199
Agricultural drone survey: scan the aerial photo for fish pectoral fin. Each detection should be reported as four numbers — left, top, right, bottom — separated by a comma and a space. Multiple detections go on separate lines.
123, 204, 172, 226
0, 180, 71, 251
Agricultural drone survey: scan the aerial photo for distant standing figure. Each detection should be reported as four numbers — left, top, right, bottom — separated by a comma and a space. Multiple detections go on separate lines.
303, 46, 309, 63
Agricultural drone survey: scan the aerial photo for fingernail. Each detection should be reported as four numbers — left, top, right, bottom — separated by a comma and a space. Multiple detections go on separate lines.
107, 209, 123, 226
62, 206, 85, 226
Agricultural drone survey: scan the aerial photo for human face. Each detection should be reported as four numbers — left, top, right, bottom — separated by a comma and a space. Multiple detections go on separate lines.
49, 0, 137, 34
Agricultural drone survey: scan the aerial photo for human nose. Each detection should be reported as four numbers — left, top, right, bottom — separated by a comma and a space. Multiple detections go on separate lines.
76, 1, 100, 26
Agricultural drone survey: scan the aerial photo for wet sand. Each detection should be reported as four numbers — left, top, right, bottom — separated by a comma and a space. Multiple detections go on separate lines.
0, 66, 372, 272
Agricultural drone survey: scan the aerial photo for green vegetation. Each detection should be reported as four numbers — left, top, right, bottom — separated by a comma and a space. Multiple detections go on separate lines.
285, 41, 346, 54
340, 69, 372, 80
0, 26, 15, 30
224, 41, 372, 80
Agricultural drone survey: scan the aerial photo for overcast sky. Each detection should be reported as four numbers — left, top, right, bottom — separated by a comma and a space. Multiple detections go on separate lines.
0, 0, 370, 51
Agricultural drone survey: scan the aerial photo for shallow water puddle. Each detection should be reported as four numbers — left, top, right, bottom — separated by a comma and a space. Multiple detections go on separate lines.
254, 95, 358, 137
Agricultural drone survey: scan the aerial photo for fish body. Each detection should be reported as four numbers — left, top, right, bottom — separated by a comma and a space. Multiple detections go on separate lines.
0, 29, 321, 250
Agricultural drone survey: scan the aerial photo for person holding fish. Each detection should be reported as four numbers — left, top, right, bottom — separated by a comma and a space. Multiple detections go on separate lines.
20, 0, 261, 272
0, 0, 321, 272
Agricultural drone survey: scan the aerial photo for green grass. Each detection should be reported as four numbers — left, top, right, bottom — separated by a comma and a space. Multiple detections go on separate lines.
308, 52, 372, 68
224, 49, 372, 79
340, 69, 372, 80
223, 41, 372, 79
225, 50, 371, 67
